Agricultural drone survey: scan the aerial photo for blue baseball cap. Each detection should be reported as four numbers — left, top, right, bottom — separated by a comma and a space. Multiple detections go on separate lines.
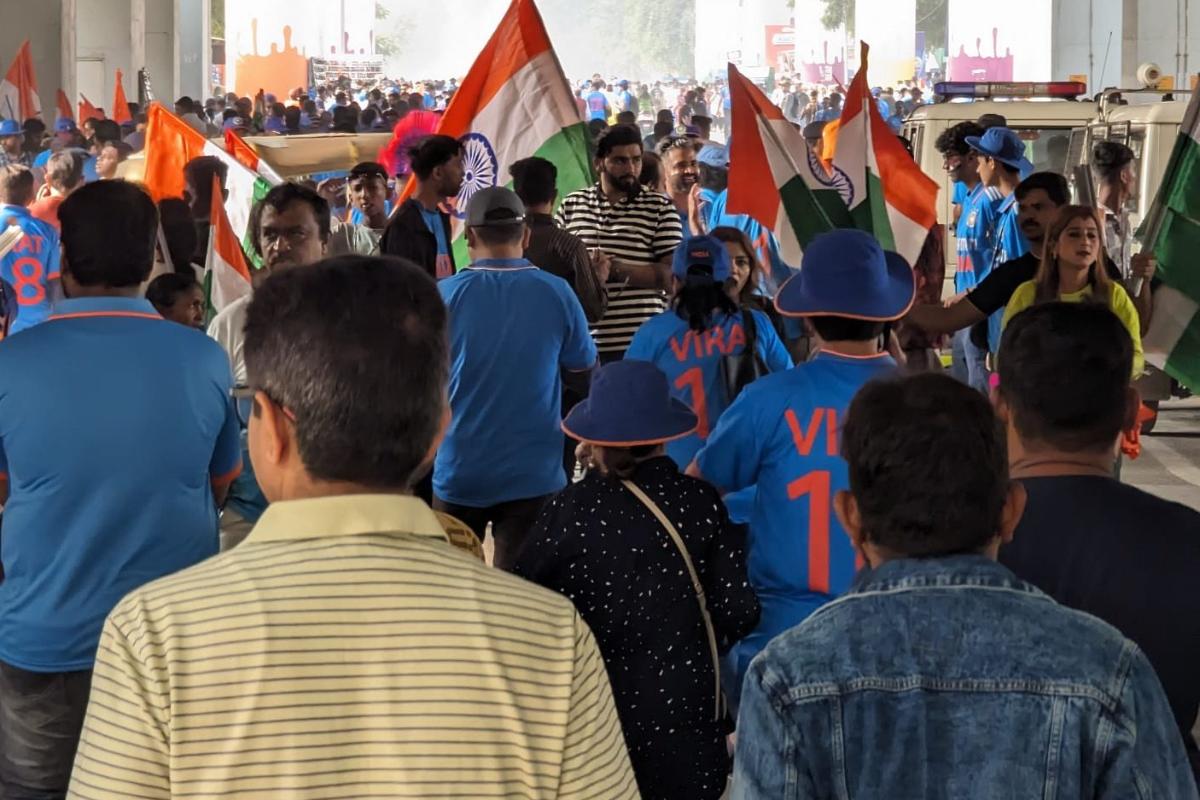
563, 360, 698, 446
696, 143, 729, 169
54, 118, 78, 134
775, 229, 915, 320
965, 127, 1034, 174
222, 116, 248, 132
0, 119, 21, 137
672, 235, 732, 283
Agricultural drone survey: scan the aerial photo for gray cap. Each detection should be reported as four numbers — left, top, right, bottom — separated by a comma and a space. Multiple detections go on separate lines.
465, 186, 526, 228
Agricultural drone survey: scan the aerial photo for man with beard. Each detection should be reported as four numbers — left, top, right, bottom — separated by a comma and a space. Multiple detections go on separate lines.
208, 183, 331, 549
381, 135, 463, 280
660, 135, 700, 239
556, 124, 683, 363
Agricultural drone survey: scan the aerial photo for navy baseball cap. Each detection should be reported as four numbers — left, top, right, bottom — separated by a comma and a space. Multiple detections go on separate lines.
671, 235, 732, 283
965, 127, 1034, 174
775, 229, 915, 320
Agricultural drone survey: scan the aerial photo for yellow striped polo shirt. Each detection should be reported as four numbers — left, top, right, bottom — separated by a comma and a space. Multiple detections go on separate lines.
68, 493, 638, 800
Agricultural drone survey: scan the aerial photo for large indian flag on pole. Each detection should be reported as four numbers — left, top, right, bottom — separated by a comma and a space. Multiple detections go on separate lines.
1141, 90, 1200, 390
142, 104, 276, 263
422, 0, 591, 263
725, 63, 855, 266
833, 42, 938, 267
204, 175, 253, 314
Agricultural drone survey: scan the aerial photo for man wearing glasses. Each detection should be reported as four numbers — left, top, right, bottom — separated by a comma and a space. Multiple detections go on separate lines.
209, 182, 330, 547
556, 124, 683, 363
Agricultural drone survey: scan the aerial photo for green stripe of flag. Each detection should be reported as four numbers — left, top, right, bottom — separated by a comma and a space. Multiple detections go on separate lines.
1157, 208, 1200, 300
1163, 303, 1200, 390
848, 170, 896, 252
241, 177, 272, 270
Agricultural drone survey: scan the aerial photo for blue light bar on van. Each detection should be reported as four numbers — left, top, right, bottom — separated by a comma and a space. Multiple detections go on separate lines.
934, 82, 1087, 100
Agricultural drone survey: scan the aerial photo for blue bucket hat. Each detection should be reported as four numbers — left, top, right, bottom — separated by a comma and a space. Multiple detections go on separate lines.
672, 235, 731, 283
563, 360, 698, 446
775, 228, 915, 320
964, 127, 1034, 174
0, 119, 21, 137
696, 143, 729, 169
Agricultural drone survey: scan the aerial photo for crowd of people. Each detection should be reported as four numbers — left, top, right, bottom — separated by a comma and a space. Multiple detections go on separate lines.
0, 64, 1196, 800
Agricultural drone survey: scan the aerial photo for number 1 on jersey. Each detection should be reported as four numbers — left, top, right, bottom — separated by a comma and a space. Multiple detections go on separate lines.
674, 367, 709, 438
788, 469, 831, 594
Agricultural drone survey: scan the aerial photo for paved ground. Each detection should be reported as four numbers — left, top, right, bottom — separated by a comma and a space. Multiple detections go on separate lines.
1125, 398, 1200, 510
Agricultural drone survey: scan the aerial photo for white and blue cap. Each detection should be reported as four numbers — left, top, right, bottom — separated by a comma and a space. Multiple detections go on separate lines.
671, 235, 732, 283
696, 143, 729, 169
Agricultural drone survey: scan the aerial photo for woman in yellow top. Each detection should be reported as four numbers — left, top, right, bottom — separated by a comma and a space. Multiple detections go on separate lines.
1003, 205, 1144, 377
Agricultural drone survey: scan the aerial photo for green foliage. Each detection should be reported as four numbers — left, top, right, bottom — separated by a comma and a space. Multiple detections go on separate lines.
212, 0, 224, 39
621, 0, 696, 77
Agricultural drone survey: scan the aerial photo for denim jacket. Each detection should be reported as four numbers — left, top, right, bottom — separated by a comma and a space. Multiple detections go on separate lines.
731, 555, 1198, 800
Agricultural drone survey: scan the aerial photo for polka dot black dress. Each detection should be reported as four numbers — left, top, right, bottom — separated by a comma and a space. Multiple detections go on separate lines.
513, 456, 760, 800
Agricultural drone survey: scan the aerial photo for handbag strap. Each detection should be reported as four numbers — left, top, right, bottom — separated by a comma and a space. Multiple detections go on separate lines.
740, 305, 759, 351
621, 479, 724, 721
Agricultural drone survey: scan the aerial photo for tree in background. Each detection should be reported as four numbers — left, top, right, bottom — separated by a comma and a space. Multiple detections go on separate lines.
375, 2, 414, 59
790, 0, 947, 54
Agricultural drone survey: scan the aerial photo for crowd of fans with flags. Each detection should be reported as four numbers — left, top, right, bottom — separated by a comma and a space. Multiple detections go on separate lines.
1, 0, 1200, 797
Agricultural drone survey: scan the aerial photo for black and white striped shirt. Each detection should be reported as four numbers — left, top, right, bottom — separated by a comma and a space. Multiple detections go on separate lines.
556, 185, 683, 354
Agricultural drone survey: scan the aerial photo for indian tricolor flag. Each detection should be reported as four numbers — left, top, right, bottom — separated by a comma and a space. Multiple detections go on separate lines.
1142, 89, 1200, 390
422, 0, 591, 262
1, 40, 40, 121
204, 175, 252, 314
726, 63, 854, 266
142, 104, 276, 264
833, 43, 938, 267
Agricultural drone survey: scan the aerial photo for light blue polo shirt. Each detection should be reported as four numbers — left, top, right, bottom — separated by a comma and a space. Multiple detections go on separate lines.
0, 204, 61, 333
435, 258, 597, 507
626, 308, 792, 469
695, 350, 897, 688
0, 297, 242, 671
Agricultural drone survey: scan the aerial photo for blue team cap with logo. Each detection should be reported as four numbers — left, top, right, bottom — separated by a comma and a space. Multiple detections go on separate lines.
965, 127, 1035, 174
0, 119, 21, 137
671, 235, 732, 283
776, 228, 915, 320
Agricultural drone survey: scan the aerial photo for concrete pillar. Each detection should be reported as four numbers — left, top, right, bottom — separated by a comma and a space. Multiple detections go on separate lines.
131, 0, 146, 74
61, 0, 76, 117
177, 0, 211, 103
1121, 0, 1138, 86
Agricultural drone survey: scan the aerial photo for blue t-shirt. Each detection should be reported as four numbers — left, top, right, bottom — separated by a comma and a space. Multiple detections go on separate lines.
986, 193, 1029, 352
435, 259, 597, 507
626, 308, 792, 469
695, 350, 897, 683
955, 184, 1003, 293
419, 206, 453, 279
0, 297, 241, 670
951, 180, 968, 207
83, 155, 99, 182
0, 204, 61, 333
585, 91, 610, 121
33, 149, 52, 168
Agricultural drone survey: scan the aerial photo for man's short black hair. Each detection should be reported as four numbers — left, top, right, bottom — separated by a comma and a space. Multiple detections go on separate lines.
0, 165, 34, 205
698, 162, 727, 192
935, 121, 985, 157
510, 156, 557, 208
91, 119, 122, 145
250, 182, 331, 257
244, 256, 448, 489
595, 124, 643, 160
616, 111, 637, 126
843, 373, 1009, 557
1015, 171, 1070, 206
998, 302, 1133, 454
808, 316, 886, 342
348, 161, 388, 183
59, 180, 158, 288
145, 271, 200, 311
1092, 140, 1136, 184
408, 134, 462, 181
157, 198, 199, 272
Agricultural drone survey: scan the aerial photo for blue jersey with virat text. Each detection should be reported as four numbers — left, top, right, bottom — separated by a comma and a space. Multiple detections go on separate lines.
695, 350, 898, 687
0, 205, 60, 333
954, 185, 1003, 294
625, 308, 792, 469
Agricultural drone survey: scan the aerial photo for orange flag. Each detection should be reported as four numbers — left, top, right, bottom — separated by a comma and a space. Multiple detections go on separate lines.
142, 103, 208, 201
1, 40, 41, 120
112, 70, 131, 124
55, 89, 73, 122
78, 95, 102, 123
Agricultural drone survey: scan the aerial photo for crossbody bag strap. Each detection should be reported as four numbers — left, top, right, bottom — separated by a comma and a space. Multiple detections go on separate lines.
621, 479, 724, 721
